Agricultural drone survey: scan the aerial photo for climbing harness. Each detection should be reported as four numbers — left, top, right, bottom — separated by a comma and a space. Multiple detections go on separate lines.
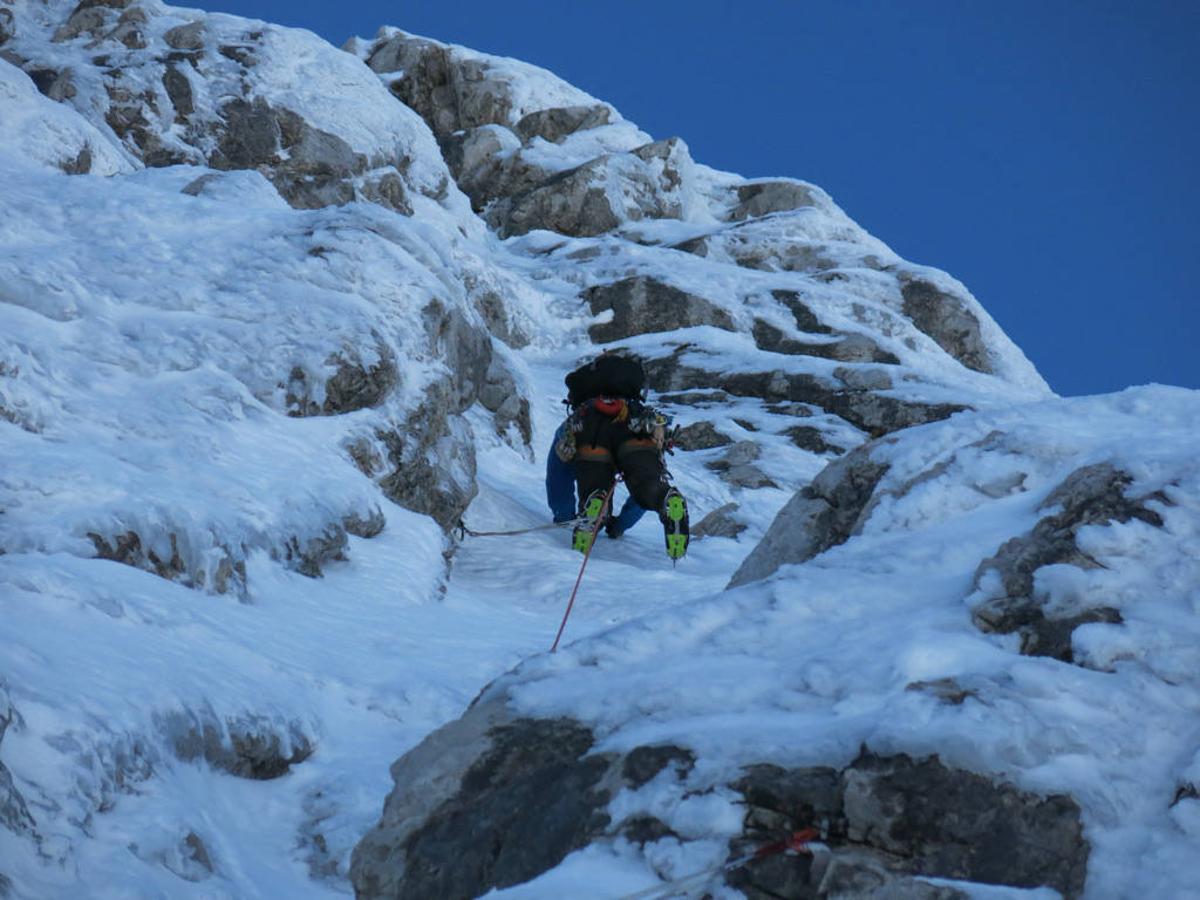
454, 518, 585, 540
550, 479, 618, 653
616, 828, 824, 900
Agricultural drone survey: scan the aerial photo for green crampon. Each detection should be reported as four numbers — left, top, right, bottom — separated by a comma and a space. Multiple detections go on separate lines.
662, 491, 689, 560
572, 492, 609, 554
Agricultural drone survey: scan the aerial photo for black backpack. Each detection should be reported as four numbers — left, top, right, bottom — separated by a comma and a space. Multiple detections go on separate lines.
565, 354, 646, 406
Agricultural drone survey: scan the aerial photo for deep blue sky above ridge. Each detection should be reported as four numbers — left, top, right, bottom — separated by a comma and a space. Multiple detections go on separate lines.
202, 0, 1199, 396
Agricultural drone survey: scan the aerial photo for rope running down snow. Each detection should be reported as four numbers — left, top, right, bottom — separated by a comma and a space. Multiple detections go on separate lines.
549, 480, 618, 653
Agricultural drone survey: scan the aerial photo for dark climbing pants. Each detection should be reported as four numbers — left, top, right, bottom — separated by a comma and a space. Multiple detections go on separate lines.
572, 409, 671, 516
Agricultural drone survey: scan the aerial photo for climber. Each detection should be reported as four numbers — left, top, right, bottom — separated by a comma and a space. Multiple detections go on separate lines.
547, 352, 689, 559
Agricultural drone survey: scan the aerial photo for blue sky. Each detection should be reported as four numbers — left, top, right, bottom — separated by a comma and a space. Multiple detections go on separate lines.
202, 1, 1198, 396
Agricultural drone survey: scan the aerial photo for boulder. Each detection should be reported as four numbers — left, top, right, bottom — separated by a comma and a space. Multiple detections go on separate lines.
367, 34, 514, 137
728, 444, 888, 587
731, 751, 1089, 899
673, 421, 733, 451
900, 277, 992, 374
489, 138, 695, 238
584, 277, 734, 343
692, 503, 748, 539
163, 20, 204, 50
970, 463, 1165, 662
731, 181, 817, 221
514, 104, 611, 144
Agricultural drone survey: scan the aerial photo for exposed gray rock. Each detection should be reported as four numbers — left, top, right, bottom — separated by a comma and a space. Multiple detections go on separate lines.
367, 34, 514, 137
835, 366, 893, 392
783, 425, 844, 456
674, 421, 733, 451
161, 65, 193, 120
1, 688, 36, 840
584, 277, 734, 343
352, 707, 617, 899
438, 125, 548, 211
731, 181, 816, 221
753, 319, 900, 365
515, 104, 611, 143
282, 522, 348, 578
728, 444, 888, 587
478, 356, 533, 446
0, 9, 15, 47
900, 277, 992, 374
692, 503, 748, 539
842, 752, 1087, 897
643, 353, 963, 439
378, 412, 477, 530
970, 463, 1164, 662
343, 507, 386, 539
163, 20, 204, 50
489, 138, 693, 238
285, 343, 399, 417
53, 7, 109, 43
165, 712, 314, 780
468, 286, 531, 349
731, 751, 1088, 899
773, 288, 833, 334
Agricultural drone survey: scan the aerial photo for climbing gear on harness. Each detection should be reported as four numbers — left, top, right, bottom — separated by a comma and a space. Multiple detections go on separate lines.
661, 487, 689, 561
551, 481, 618, 652
572, 489, 610, 554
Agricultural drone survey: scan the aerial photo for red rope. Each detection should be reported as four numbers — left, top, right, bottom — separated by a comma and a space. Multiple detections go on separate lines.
550, 481, 617, 653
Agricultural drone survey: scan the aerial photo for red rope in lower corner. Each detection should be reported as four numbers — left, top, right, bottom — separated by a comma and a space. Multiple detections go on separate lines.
550, 480, 617, 653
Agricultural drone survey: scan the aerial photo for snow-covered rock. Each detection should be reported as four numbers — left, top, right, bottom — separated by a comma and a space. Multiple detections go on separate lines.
3, 3, 1195, 899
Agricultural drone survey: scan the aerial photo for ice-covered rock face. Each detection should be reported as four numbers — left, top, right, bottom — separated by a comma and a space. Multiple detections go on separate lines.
3, 1, 455, 211
15, 4, 1190, 900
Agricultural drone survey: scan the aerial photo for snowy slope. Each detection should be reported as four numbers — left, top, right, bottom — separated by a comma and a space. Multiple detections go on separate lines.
3, 3, 1195, 899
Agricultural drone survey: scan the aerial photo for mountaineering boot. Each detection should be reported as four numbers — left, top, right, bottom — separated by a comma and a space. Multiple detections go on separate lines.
660, 487, 689, 560
573, 489, 609, 554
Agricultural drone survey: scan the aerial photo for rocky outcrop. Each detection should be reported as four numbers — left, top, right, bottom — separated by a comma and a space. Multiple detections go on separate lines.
732, 751, 1089, 899
729, 444, 888, 587
163, 711, 314, 780
706, 441, 777, 489
0, 687, 36, 842
643, 353, 963, 440
899, 277, 992, 375
488, 138, 695, 238
285, 343, 400, 417
366, 33, 517, 138
352, 696, 617, 900
515, 104, 611, 143
729, 180, 817, 221
11, 6, 438, 212
970, 463, 1166, 662
584, 276, 734, 343
352, 692, 1088, 900
674, 420, 733, 451
692, 502, 747, 539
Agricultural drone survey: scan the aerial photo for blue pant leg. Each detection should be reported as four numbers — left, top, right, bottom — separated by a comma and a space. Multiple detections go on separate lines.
546, 426, 578, 523
612, 496, 647, 534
